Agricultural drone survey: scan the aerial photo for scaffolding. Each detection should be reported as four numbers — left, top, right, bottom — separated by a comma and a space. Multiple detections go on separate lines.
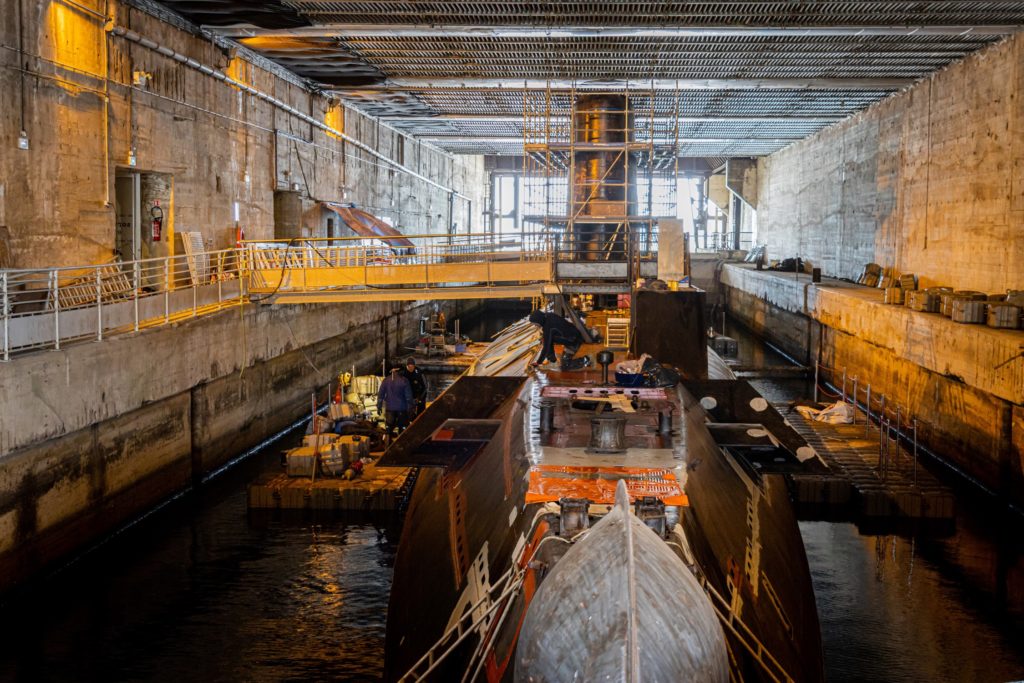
521, 84, 682, 273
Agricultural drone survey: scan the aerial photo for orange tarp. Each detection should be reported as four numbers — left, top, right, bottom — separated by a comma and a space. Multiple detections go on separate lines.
526, 465, 688, 506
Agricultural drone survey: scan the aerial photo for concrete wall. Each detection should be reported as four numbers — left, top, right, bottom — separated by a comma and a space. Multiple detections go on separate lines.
722, 264, 1023, 504
0, 0, 485, 269
0, 297, 473, 592
757, 34, 1023, 292
0, 0, 490, 591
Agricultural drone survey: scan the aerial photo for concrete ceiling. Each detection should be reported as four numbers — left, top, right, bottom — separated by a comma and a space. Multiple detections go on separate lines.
156, 0, 1024, 157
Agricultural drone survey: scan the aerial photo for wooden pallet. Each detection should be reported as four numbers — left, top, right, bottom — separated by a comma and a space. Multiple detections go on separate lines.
248, 463, 413, 511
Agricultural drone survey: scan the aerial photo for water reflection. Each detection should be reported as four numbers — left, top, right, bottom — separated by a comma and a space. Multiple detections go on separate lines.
0, 311, 1021, 682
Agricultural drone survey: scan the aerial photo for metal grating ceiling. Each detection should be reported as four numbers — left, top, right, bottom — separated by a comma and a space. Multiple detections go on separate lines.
153, 0, 1024, 157
280, 1, 1024, 26
340, 35, 994, 80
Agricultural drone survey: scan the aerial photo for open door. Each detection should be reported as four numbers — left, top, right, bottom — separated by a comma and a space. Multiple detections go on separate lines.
114, 172, 141, 263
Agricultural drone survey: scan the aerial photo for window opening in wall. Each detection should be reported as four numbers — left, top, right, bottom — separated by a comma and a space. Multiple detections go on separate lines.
491, 173, 519, 238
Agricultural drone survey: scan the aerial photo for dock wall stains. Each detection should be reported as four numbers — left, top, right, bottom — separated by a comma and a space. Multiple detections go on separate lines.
755, 33, 1023, 294
0, 299, 472, 592
722, 264, 1023, 504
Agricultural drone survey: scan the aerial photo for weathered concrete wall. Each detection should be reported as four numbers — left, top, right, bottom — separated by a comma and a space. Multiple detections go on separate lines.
722, 264, 1023, 503
0, 297, 472, 592
757, 34, 1024, 292
0, 0, 485, 269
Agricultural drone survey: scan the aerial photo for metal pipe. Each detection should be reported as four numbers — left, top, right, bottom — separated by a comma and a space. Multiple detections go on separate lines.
2, 271, 8, 361
852, 376, 859, 424
880, 417, 888, 481
164, 260, 171, 323
107, 26, 468, 202
96, 267, 103, 342
865, 384, 871, 436
813, 360, 819, 403
133, 261, 140, 332
894, 405, 901, 467
52, 271, 61, 350
913, 419, 919, 487
215, 25, 1023, 39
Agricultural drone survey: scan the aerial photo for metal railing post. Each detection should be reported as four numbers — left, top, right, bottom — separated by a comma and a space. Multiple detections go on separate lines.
132, 261, 140, 332
192, 273, 198, 318
96, 267, 103, 342
2, 271, 9, 361
164, 259, 171, 323
841, 367, 847, 403
865, 384, 871, 436
894, 405, 901, 468
813, 360, 819, 403
852, 376, 859, 423
52, 270, 61, 350
912, 419, 919, 487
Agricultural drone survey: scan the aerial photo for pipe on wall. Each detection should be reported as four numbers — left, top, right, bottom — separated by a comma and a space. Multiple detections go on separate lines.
108, 26, 469, 203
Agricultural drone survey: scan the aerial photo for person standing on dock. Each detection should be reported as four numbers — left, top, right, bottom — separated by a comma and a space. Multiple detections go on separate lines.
377, 367, 413, 440
402, 357, 428, 417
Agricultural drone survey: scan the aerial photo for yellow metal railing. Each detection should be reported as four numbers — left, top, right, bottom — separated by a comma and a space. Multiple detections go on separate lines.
241, 233, 557, 294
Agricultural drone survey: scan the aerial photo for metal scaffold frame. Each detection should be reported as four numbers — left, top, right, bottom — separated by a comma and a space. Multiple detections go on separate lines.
521, 83, 682, 277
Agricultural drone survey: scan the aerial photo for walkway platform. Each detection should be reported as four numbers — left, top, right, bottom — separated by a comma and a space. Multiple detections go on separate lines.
781, 402, 956, 522
247, 462, 414, 511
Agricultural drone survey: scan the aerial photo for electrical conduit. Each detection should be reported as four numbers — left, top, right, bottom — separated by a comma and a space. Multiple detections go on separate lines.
107, 25, 469, 202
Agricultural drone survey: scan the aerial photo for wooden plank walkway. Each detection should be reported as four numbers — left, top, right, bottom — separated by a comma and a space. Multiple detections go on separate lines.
248, 462, 414, 512
780, 403, 956, 521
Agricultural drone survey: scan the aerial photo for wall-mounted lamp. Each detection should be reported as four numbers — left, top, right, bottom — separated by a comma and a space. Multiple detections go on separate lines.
17, 130, 29, 151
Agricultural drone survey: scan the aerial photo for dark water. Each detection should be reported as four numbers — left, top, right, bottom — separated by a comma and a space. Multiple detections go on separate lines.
722, 319, 1024, 682
1, 311, 1022, 682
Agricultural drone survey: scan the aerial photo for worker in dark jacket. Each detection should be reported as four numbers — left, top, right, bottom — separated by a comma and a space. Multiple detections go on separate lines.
529, 310, 589, 369
377, 367, 413, 439
402, 357, 428, 417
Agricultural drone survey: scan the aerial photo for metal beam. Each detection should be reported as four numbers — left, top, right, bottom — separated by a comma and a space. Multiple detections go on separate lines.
208, 24, 1022, 39
264, 284, 548, 303
382, 114, 845, 123
420, 135, 803, 143
339, 77, 914, 90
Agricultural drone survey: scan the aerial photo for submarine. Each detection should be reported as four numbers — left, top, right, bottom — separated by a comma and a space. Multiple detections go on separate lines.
380, 92, 825, 682
379, 290, 825, 682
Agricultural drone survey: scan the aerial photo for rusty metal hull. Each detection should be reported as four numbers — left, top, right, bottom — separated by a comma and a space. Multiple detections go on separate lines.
384, 332, 823, 682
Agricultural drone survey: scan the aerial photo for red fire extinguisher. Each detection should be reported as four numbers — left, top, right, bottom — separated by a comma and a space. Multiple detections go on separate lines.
150, 204, 164, 242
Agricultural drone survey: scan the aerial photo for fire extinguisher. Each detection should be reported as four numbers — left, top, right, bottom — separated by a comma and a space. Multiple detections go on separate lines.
150, 204, 164, 242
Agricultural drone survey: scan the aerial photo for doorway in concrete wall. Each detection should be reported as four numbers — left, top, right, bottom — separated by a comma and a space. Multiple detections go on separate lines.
114, 170, 174, 287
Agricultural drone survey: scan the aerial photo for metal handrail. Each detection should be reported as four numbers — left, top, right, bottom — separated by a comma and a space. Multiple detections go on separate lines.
2, 227, 656, 359
1, 248, 245, 360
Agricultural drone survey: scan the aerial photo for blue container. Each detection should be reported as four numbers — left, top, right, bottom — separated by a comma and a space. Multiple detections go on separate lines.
615, 371, 645, 387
